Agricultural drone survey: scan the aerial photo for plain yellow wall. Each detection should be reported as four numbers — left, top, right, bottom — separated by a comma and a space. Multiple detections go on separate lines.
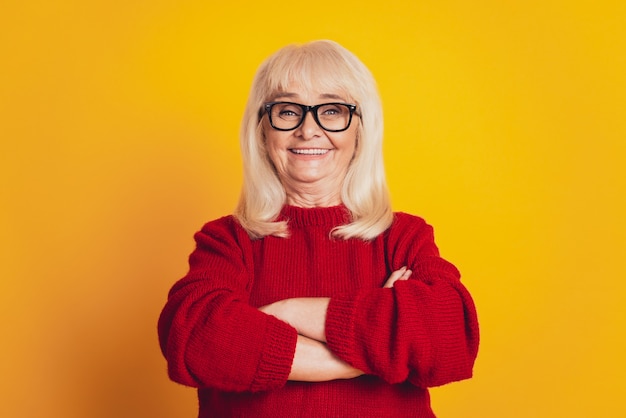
1, 1, 625, 417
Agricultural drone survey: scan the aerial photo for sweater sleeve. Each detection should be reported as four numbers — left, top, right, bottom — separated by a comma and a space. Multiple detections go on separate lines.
324, 214, 479, 388
157, 217, 298, 392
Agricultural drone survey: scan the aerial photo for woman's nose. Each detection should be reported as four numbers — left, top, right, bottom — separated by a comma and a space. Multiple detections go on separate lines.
296, 111, 322, 139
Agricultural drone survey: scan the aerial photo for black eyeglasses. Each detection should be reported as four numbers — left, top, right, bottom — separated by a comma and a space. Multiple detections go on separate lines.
263, 101, 358, 132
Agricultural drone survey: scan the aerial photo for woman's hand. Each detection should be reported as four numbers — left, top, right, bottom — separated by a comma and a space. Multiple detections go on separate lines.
382, 266, 412, 288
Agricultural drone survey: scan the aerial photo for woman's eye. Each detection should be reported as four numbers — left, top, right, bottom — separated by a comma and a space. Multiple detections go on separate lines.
320, 106, 343, 116
277, 105, 301, 118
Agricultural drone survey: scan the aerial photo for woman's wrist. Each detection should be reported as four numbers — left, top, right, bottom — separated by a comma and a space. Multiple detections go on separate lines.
260, 297, 330, 342
288, 334, 363, 382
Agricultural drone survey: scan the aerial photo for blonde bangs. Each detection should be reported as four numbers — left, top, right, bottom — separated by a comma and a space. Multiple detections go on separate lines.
261, 43, 359, 103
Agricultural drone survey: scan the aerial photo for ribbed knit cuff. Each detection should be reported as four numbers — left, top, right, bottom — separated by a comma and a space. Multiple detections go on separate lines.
250, 317, 298, 392
325, 294, 362, 369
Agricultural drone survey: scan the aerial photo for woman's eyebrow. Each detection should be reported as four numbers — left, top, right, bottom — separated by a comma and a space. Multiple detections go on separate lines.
270, 92, 347, 102
319, 93, 345, 101
271, 92, 299, 101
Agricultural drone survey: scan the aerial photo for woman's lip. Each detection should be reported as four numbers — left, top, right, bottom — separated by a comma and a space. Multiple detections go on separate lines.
289, 148, 330, 155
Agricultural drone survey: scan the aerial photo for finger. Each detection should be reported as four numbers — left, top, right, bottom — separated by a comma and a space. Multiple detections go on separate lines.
383, 267, 407, 288
384, 268, 413, 288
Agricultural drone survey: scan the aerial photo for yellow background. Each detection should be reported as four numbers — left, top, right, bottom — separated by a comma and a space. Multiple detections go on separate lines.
2, 1, 625, 417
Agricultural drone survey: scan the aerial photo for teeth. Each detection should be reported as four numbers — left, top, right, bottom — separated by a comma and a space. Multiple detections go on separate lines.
291, 149, 329, 155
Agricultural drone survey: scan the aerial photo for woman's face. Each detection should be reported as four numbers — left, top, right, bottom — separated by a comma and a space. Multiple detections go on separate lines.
263, 82, 358, 205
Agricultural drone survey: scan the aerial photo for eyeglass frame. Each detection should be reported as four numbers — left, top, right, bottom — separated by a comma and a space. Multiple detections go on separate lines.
262, 101, 358, 132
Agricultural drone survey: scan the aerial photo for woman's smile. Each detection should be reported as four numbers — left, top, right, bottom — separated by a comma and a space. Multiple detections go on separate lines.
289, 148, 331, 156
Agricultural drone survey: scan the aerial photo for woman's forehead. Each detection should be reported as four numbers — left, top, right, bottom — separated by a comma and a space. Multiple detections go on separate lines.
271, 85, 349, 101
267, 79, 352, 102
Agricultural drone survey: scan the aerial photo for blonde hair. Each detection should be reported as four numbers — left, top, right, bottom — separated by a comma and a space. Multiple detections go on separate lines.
234, 40, 393, 240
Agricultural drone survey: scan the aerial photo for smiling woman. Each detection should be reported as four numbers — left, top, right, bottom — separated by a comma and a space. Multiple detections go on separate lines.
262, 86, 359, 208
157, 40, 479, 418
237, 41, 391, 240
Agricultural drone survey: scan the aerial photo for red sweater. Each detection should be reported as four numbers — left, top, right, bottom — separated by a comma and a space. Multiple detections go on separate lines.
158, 205, 479, 417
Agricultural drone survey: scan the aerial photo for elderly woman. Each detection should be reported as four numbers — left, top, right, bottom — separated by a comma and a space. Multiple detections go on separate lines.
158, 40, 479, 417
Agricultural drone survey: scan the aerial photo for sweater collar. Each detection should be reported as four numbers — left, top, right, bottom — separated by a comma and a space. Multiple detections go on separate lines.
279, 204, 351, 227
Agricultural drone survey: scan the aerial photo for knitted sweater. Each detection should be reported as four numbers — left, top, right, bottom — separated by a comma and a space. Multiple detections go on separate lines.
158, 205, 479, 417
